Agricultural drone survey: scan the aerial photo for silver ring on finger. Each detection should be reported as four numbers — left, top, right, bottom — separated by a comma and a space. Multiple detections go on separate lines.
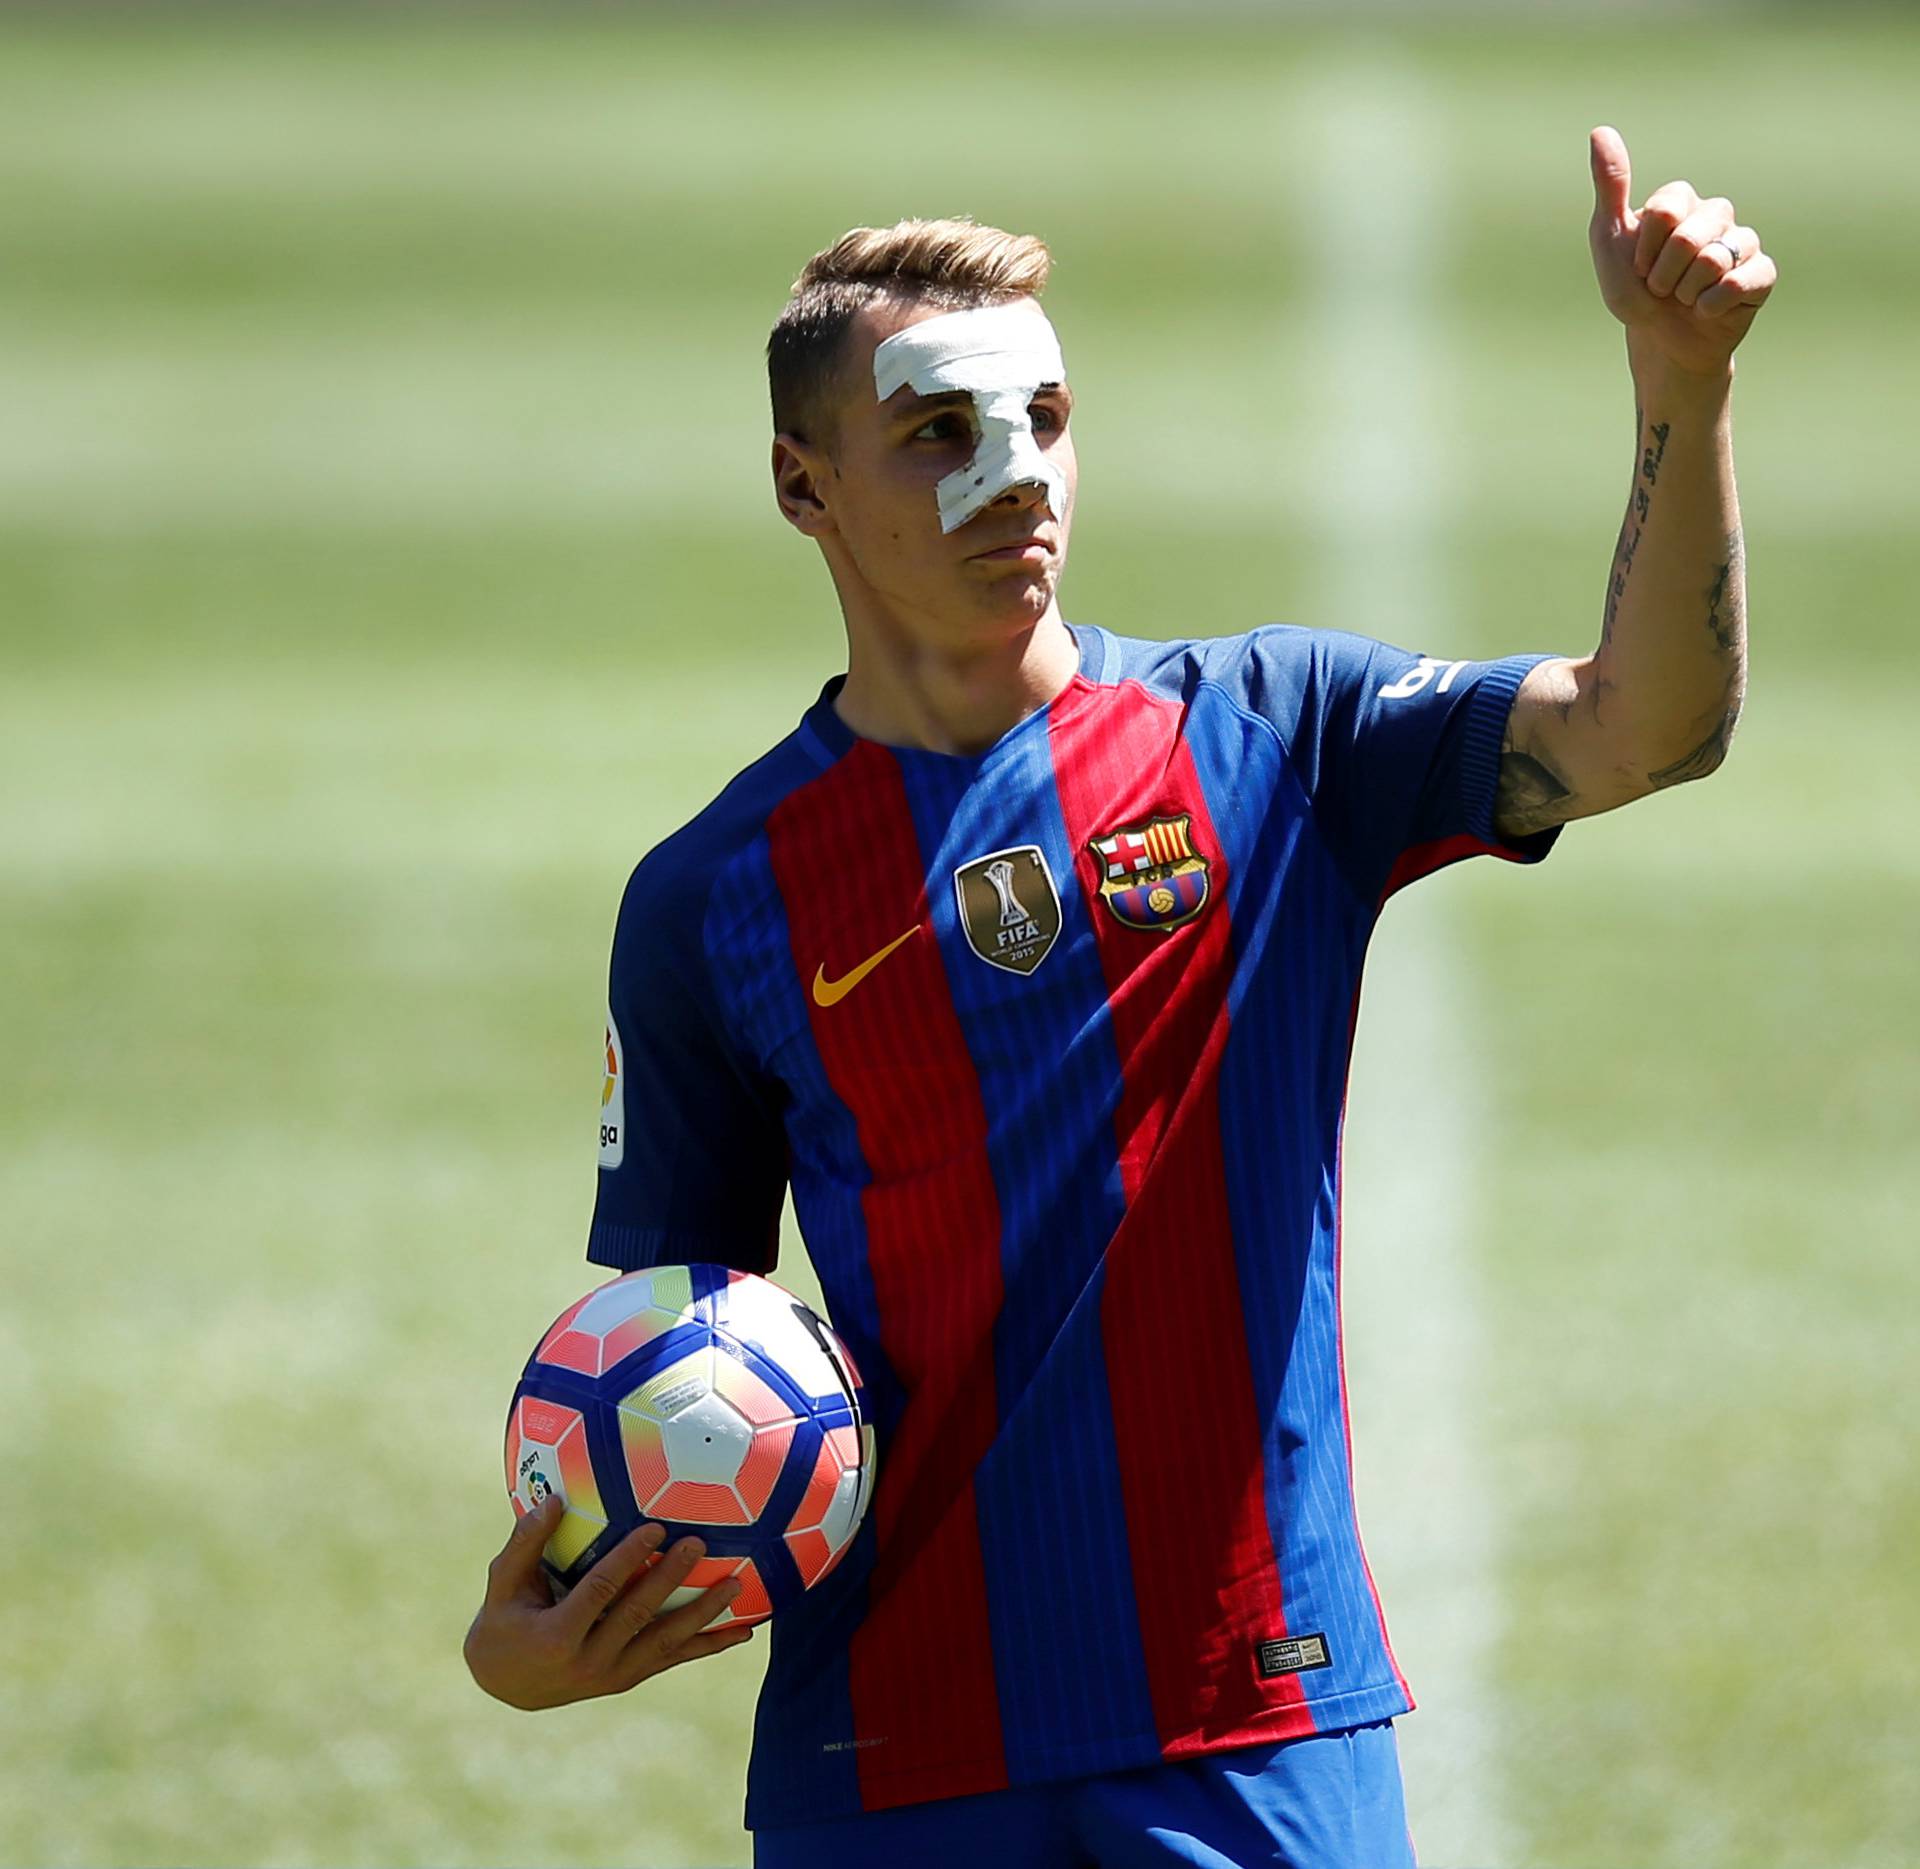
1704, 235, 1743, 269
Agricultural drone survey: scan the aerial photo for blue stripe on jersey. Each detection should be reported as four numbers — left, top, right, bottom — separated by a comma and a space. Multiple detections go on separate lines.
707, 823, 885, 1821
1112, 646, 1409, 1719
890, 739, 1159, 1779
706, 824, 901, 1431
1196, 696, 1405, 1711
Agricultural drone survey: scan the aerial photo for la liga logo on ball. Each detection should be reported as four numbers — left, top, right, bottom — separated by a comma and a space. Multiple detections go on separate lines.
504, 1266, 875, 1626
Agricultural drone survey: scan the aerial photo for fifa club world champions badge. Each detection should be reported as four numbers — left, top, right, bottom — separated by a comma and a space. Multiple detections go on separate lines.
953, 843, 1063, 975
1089, 812, 1212, 932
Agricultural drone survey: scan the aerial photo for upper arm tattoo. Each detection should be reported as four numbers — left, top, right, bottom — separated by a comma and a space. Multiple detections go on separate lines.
1495, 718, 1578, 840
1493, 659, 1588, 841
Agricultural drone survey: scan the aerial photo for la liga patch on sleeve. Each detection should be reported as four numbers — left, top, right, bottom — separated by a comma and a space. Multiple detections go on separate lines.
599, 1010, 625, 1168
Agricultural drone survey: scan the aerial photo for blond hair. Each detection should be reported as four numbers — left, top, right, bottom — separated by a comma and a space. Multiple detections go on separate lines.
767, 217, 1052, 444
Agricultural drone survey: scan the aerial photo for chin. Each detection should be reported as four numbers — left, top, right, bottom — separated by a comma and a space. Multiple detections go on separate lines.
977, 571, 1057, 628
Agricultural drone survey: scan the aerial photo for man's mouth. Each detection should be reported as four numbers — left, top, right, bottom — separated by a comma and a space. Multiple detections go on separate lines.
967, 531, 1056, 562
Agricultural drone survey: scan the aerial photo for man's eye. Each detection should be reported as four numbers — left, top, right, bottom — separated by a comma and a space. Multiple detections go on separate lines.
913, 414, 970, 442
1030, 403, 1066, 433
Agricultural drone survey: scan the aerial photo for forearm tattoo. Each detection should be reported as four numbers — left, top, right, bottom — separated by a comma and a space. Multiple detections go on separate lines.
1495, 407, 1747, 834
1648, 703, 1741, 789
1647, 530, 1746, 787
1603, 406, 1669, 648
1705, 534, 1745, 656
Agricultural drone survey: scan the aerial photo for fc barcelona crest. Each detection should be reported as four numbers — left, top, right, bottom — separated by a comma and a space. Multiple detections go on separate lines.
1089, 813, 1212, 933
954, 844, 1062, 975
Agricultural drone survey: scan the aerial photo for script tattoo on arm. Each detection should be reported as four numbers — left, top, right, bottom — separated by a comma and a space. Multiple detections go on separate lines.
1603, 406, 1669, 648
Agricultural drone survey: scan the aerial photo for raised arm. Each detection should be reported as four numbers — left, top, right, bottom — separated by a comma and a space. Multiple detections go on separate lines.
1495, 126, 1777, 841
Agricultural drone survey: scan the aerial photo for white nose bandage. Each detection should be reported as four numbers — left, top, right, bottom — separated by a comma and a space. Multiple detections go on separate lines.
871, 303, 1069, 535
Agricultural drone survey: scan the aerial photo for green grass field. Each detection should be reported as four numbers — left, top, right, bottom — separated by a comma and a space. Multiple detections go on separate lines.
2, 11, 1916, 1866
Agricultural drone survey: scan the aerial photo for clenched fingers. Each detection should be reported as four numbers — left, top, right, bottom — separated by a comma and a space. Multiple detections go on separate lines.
1671, 224, 1757, 306
1632, 179, 1702, 277
1645, 197, 1735, 298
1695, 250, 1778, 318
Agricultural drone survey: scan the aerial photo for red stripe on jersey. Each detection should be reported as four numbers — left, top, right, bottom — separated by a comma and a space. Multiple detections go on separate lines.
766, 744, 1008, 1809
1047, 678, 1312, 1755
1380, 831, 1514, 904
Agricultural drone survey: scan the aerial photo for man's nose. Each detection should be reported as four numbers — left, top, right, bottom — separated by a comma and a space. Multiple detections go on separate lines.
991, 478, 1051, 516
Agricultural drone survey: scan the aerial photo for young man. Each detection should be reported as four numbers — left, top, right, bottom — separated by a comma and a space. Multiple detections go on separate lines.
465, 128, 1773, 1867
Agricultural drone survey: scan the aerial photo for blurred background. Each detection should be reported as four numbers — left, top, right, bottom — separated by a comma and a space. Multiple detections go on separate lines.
2, 4, 1915, 1865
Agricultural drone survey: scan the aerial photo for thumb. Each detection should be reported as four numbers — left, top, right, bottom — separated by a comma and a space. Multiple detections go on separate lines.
1589, 124, 1632, 226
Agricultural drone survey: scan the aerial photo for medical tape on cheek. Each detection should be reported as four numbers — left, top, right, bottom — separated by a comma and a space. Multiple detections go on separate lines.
871, 304, 1069, 535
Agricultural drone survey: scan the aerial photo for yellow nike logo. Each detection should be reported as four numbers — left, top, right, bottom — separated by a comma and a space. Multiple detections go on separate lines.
812, 926, 920, 1008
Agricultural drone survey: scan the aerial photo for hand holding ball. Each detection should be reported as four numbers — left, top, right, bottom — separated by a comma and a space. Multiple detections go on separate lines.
504, 1265, 876, 1627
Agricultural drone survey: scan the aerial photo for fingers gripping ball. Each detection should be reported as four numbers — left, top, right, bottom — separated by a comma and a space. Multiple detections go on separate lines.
504, 1266, 876, 1627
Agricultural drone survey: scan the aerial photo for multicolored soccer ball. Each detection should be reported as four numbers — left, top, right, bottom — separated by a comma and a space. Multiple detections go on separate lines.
504, 1265, 875, 1626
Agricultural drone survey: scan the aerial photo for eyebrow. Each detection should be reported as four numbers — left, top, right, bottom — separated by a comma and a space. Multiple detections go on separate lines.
885, 383, 1073, 423
887, 390, 973, 420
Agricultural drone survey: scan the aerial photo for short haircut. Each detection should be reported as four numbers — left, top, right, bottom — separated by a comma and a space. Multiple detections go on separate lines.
768, 217, 1052, 447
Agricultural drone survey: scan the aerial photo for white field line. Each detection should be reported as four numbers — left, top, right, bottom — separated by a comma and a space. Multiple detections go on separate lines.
1300, 61, 1514, 1869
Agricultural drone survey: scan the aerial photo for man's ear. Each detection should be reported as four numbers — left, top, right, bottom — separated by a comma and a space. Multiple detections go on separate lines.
773, 434, 834, 538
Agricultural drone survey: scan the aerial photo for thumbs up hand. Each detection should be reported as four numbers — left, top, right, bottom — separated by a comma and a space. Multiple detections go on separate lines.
1587, 126, 1776, 381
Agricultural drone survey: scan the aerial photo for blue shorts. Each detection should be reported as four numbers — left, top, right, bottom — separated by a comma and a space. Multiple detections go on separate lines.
752, 1721, 1417, 1869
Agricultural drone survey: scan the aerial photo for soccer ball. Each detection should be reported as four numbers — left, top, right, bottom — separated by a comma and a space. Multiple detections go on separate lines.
504, 1265, 875, 1626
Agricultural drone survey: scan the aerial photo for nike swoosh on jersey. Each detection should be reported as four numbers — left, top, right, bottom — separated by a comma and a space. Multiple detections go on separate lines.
811, 926, 920, 1007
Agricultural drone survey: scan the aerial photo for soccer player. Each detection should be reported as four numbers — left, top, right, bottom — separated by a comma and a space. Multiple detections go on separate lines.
464, 128, 1774, 1867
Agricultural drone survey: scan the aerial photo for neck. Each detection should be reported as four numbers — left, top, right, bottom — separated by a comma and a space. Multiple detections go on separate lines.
832, 605, 1079, 756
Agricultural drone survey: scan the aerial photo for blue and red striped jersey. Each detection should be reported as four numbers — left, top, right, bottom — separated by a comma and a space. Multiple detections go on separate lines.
587, 621, 1559, 1828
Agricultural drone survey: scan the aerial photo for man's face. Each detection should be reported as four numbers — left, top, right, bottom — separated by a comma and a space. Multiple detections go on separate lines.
779, 294, 1077, 641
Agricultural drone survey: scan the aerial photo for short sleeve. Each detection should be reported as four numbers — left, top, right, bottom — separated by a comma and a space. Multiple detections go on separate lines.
1230, 626, 1562, 904
587, 855, 788, 1275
